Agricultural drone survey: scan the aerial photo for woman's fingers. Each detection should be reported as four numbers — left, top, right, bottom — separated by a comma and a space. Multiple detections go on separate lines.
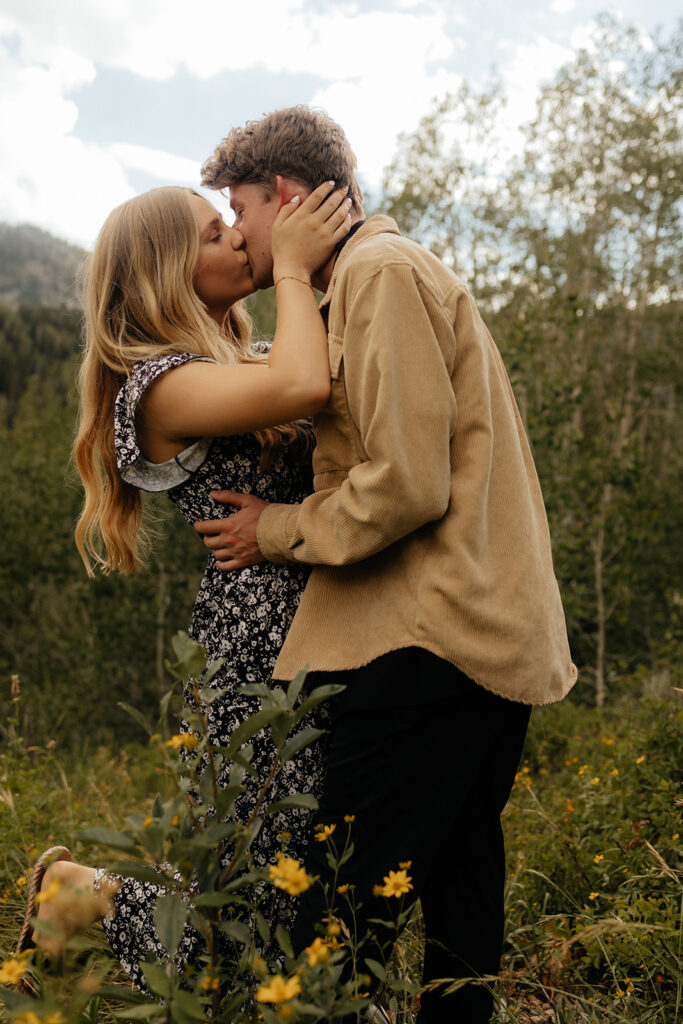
331, 197, 353, 234
298, 182, 351, 222
274, 179, 335, 225
300, 180, 343, 213
274, 179, 352, 233
272, 181, 352, 274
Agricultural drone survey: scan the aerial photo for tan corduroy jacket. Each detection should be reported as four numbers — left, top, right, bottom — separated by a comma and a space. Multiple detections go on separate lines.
257, 216, 577, 705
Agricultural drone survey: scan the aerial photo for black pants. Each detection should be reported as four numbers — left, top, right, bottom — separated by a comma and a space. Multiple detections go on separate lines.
291, 648, 531, 1023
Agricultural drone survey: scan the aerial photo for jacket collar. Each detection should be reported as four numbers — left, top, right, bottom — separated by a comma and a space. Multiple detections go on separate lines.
319, 215, 401, 311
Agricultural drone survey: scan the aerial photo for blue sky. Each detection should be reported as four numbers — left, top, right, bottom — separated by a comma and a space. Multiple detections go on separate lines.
0, 0, 678, 248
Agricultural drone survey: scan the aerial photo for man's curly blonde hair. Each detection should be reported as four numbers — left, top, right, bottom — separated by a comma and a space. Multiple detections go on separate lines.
202, 105, 362, 211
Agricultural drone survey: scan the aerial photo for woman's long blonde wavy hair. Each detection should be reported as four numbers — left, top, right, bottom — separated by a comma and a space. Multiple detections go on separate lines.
74, 186, 299, 576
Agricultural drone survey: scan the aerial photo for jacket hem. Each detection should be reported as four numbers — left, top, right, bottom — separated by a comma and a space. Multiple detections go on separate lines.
273, 639, 578, 708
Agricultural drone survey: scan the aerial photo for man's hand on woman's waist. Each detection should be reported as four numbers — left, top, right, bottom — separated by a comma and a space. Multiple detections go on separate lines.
194, 490, 268, 570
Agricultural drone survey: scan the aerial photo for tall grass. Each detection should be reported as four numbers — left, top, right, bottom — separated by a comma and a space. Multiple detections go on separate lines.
1, 665, 681, 1022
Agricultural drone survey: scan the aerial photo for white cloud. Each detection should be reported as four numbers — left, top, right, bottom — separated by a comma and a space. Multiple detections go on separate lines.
109, 144, 200, 184
1, 137, 134, 250
313, 66, 464, 189
0, 0, 453, 81
501, 35, 576, 127
0, 0, 460, 243
0, 44, 134, 246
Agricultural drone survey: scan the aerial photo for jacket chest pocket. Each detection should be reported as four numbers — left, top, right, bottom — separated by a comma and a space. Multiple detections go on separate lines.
312, 333, 361, 479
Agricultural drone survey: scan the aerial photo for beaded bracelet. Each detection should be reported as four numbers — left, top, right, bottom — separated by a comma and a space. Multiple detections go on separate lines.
274, 275, 313, 290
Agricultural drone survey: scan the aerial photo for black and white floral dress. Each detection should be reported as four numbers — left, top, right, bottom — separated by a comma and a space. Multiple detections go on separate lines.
95, 352, 327, 989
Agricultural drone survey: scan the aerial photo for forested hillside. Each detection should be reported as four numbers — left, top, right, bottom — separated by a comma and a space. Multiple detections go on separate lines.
0, 16, 680, 751
0, 223, 84, 309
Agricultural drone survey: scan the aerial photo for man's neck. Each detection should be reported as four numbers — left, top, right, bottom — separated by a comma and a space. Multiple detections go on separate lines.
311, 256, 336, 294
311, 213, 365, 293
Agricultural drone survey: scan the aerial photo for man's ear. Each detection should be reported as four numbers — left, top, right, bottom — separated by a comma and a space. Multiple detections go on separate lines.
275, 175, 303, 210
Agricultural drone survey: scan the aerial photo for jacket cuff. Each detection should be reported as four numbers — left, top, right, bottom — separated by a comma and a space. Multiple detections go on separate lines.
257, 503, 299, 565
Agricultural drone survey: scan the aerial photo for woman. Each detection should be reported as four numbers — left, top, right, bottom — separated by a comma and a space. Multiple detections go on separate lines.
16, 180, 352, 989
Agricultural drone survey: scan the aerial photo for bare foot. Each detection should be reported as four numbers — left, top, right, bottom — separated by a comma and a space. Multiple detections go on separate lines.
32, 861, 118, 956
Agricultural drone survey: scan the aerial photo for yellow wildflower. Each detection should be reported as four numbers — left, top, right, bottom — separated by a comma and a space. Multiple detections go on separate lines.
343, 814, 356, 823
578, 764, 589, 777
13, 1014, 44, 1024
372, 884, 384, 897
635, 755, 646, 764
35, 878, 62, 904
15, 875, 27, 888
589, 892, 599, 901
171, 815, 180, 827
601, 736, 615, 746
200, 974, 220, 991
255, 973, 301, 1003
614, 989, 624, 999
326, 921, 341, 936
590, 776, 601, 786
593, 854, 604, 864
610, 769, 619, 777
380, 869, 413, 898
314, 824, 336, 842
268, 854, 312, 896
166, 733, 199, 751
142, 816, 155, 828
305, 937, 330, 966
399, 860, 412, 869
673, 833, 680, 842
0, 957, 26, 985
336, 883, 350, 893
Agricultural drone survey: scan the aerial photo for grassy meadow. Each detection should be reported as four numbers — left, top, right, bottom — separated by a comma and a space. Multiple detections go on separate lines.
0, 665, 680, 1024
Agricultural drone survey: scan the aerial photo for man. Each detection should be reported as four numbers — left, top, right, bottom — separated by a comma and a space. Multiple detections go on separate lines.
196, 106, 577, 1023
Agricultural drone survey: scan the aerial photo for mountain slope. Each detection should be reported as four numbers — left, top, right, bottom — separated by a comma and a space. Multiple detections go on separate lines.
0, 223, 86, 308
